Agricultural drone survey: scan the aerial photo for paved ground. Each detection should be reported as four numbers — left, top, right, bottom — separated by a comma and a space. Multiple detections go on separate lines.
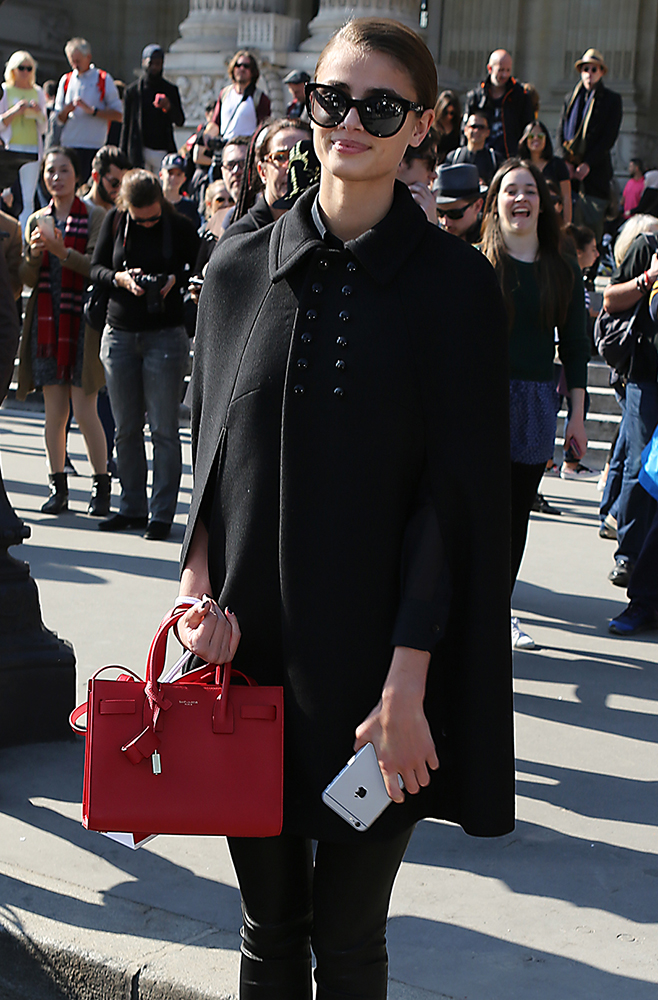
0, 407, 656, 1000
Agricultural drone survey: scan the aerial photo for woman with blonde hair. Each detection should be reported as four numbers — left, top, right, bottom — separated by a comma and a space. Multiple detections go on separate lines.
0, 50, 47, 235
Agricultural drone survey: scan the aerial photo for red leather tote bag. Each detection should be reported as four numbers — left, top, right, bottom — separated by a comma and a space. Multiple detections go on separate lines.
70, 608, 283, 837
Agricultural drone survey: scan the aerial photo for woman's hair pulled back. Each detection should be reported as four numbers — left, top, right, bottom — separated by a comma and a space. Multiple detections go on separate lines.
481, 157, 574, 330
315, 18, 437, 111
231, 117, 310, 223
116, 169, 167, 212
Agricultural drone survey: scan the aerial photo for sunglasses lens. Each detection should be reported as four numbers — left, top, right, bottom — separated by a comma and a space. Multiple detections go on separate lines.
309, 87, 347, 127
359, 97, 405, 137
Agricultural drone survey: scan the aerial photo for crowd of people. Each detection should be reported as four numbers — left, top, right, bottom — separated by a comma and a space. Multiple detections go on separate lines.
0, 17, 657, 1000
0, 35, 656, 602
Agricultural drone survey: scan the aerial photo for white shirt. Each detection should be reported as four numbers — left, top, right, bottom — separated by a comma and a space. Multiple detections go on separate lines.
220, 87, 257, 140
54, 64, 122, 149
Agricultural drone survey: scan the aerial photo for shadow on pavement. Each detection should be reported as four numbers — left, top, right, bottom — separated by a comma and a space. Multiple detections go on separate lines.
387, 913, 658, 1000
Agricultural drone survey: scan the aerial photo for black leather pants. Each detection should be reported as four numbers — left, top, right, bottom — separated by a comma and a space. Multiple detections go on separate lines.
227, 827, 414, 999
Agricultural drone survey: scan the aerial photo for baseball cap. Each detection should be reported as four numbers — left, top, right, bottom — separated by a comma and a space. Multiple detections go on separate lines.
161, 153, 186, 171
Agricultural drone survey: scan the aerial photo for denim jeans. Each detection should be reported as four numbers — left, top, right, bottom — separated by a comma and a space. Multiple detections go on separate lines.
599, 398, 626, 522
628, 506, 658, 609
615, 381, 658, 563
100, 326, 189, 522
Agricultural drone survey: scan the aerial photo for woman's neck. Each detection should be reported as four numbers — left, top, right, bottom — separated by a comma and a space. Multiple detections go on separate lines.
52, 194, 75, 221
503, 229, 539, 263
530, 150, 546, 166
318, 173, 395, 243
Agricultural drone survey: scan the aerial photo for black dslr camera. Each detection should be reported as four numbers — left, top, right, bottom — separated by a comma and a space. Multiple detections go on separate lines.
134, 273, 169, 315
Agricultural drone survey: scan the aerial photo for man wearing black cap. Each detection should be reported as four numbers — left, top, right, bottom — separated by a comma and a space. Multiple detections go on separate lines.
282, 70, 310, 120
435, 164, 484, 244
120, 45, 185, 173
160, 152, 201, 229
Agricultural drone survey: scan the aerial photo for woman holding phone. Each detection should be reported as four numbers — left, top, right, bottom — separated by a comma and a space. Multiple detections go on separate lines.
17, 146, 109, 515
176, 19, 514, 999
481, 159, 590, 649
0, 50, 47, 236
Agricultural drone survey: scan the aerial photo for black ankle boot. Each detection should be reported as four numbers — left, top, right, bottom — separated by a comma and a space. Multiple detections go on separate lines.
41, 472, 68, 514
88, 473, 111, 517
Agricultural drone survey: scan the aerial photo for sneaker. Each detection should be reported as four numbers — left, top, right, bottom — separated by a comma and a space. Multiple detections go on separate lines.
511, 616, 537, 650
609, 601, 658, 636
560, 463, 598, 480
608, 556, 633, 588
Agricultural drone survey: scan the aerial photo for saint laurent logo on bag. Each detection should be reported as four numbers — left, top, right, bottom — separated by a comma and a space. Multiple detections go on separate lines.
178, 699, 199, 706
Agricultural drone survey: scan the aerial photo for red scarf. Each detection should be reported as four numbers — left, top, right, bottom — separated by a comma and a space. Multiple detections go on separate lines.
36, 197, 89, 381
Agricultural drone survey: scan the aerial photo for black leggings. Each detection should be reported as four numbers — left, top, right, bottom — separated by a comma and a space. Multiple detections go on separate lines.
511, 461, 546, 592
227, 828, 414, 999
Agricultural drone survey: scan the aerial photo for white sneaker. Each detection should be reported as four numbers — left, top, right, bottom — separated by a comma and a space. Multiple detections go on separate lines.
560, 463, 598, 480
511, 616, 536, 650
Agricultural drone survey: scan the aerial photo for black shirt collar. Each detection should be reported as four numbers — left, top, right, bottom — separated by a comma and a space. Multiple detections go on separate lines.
269, 180, 430, 285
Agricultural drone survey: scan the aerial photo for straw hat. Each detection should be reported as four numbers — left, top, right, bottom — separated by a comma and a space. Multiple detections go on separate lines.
574, 49, 608, 74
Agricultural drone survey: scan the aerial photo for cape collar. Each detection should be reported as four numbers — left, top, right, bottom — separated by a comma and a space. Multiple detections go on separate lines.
268, 180, 429, 285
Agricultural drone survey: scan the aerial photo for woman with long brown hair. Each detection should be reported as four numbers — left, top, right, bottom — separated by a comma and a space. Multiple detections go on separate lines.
176, 19, 514, 998
481, 157, 590, 648
434, 88, 461, 162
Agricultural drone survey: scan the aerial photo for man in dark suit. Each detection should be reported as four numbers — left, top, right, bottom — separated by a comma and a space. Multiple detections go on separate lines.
558, 48, 622, 242
120, 44, 185, 173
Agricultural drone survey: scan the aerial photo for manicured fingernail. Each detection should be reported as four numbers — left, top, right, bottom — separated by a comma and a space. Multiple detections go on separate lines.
200, 595, 211, 610
225, 606, 233, 615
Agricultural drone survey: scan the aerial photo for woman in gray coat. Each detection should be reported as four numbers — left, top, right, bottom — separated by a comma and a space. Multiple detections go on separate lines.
176, 18, 514, 1000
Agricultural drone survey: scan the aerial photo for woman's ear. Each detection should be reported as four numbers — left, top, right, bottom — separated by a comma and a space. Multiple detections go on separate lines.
256, 161, 267, 185
408, 108, 435, 148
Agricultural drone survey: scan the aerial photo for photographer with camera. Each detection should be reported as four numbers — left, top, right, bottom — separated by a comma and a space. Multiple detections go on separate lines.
90, 169, 199, 540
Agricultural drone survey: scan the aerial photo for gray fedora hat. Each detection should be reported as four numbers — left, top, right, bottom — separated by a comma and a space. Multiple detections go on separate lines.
283, 69, 310, 85
435, 163, 481, 204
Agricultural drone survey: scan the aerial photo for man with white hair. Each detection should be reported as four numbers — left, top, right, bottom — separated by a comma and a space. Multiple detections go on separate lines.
54, 38, 123, 182
463, 49, 534, 159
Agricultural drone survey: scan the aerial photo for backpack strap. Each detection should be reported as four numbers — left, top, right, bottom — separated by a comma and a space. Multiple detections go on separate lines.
97, 69, 107, 103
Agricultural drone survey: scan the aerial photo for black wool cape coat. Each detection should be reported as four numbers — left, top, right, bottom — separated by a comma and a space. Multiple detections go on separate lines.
182, 182, 515, 843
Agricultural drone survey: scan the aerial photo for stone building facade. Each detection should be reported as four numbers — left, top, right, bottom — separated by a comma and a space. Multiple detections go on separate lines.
0, 0, 656, 169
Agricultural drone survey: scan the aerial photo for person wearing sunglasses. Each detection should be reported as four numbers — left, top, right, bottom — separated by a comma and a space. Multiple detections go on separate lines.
0, 50, 47, 237
90, 169, 199, 540
518, 120, 572, 225
176, 17, 513, 1000
445, 111, 501, 189
81, 144, 131, 212
557, 48, 622, 242
225, 117, 311, 237
435, 162, 484, 243
208, 50, 271, 143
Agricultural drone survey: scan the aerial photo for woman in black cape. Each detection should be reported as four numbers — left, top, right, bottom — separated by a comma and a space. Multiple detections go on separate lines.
176, 18, 515, 999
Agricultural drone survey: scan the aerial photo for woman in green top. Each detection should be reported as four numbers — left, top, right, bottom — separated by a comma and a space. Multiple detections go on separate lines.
482, 158, 589, 649
0, 50, 47, 236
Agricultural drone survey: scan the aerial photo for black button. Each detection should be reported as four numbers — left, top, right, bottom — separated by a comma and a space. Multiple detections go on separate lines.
339, 310, 350, 322
336, 336, 348, 348
334, 387, 345, 397
297, 358, 308, 369
319, 259, 329, 269
306, 309, 318, 321
341, 285, 352, 296
293, 384, 305, 394
335, 359, 346, 370
301, 332, 312, 344
346, 261, 357, 272
312, 282, 323, 294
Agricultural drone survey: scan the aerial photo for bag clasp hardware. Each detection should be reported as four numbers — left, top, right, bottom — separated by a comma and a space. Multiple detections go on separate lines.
152, 751, 162, 775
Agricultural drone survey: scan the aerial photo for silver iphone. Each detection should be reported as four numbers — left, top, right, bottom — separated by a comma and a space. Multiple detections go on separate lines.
322, 743, 394, 831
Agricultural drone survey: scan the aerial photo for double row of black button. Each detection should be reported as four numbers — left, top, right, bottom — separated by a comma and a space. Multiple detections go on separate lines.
293, 258, 357, 398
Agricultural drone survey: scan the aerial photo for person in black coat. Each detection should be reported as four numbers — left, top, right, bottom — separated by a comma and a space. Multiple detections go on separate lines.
463, 49, 534, 159
175, 18, 514, 1000
557, 48, 623, 242
120, 45, 184, 173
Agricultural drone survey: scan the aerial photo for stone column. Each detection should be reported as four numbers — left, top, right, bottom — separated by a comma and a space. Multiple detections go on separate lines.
166, 0, 300, 125
299, 0, 421, 53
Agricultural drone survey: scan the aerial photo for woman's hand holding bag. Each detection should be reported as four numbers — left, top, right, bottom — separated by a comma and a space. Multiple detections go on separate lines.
177, 595, 241, 665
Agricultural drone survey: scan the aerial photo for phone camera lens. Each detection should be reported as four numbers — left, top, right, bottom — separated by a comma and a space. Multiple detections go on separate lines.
355, 786, 367, 798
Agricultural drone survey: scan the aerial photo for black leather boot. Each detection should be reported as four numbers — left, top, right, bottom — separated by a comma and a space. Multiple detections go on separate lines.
41, 472, 68, 514
87, 473, 111, 517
